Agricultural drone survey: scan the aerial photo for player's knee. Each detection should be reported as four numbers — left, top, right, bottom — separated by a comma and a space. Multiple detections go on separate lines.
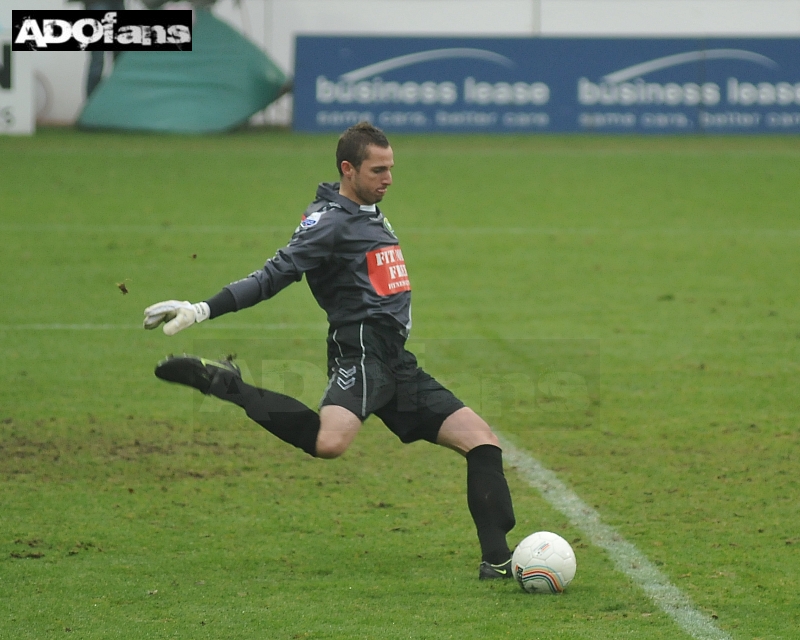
478, 428, 500, 448
437, 407, 500, 454
314, 433, 349, 459
315, 443, 345, 459
315, 405, 361, 458
468, 425, 500, 449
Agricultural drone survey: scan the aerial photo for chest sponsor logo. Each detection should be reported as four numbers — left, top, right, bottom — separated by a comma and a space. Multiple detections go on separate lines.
366, 246, 410, 296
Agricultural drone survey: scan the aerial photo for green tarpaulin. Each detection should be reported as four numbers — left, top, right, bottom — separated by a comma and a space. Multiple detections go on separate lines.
78, 10, 287, 133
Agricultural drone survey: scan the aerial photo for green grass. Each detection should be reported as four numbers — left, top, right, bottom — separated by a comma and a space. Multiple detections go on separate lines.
1, 129, 799, 639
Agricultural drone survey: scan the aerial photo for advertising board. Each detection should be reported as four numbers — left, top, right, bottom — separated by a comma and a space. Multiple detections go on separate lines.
293, 36, 800, 134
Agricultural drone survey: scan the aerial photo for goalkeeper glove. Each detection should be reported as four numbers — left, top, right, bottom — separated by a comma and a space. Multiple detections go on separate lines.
143, 300, 210, 336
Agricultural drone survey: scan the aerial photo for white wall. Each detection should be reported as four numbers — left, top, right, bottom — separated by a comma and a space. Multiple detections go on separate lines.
3, 0, 799, 125
540, 0, 800, 36
217, 0, 800, 74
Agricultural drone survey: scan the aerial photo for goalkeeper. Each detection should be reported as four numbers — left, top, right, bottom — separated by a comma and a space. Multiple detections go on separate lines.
144, 122, 516, 580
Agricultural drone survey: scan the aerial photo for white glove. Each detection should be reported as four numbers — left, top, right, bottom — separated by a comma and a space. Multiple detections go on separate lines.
143, 300, 210, 336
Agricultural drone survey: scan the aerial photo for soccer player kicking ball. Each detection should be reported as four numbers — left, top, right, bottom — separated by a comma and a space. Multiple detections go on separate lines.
144, 122, 516, 580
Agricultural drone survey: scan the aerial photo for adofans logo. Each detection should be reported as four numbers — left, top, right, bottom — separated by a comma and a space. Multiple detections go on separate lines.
12, 10, 191, 52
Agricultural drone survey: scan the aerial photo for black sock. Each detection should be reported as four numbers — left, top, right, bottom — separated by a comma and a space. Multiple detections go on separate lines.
208, 370, 320, 457
466, 444, 516, 564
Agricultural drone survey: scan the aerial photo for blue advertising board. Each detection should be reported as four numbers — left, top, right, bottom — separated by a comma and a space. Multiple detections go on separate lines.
293, 36, 800, 134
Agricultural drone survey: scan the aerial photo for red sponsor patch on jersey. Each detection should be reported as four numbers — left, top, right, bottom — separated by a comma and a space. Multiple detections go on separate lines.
366, 246, 411, 296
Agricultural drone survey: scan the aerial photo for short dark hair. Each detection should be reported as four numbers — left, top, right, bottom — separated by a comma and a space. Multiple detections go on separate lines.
336, 122, 390, 177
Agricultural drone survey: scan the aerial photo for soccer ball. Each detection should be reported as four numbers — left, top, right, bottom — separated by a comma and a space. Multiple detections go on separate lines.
511, 531, 577, 593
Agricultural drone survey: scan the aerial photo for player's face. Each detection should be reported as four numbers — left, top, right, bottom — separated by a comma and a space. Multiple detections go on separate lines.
342, 144, 394, 205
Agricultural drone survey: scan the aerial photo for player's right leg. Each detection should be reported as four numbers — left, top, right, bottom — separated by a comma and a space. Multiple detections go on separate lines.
154, 321, 385, 458
315, 405, 362, 459
314, 322, 395, 457
154, 354, 363, 459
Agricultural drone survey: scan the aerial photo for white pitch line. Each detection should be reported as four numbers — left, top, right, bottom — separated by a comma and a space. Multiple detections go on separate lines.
499, 435, 732, 640
0, 323, 326, 331
0, 324, 140, 331
1, 224, 799, 237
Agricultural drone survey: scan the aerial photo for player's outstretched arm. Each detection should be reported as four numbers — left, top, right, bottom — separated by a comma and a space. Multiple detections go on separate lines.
143, 205, 334, 336
143, 300, 210, 336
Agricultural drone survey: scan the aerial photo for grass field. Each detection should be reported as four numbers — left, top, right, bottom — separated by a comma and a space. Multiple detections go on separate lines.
1, 129, 799, 639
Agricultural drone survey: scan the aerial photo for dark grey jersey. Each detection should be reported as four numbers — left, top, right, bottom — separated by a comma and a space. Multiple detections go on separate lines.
223, 182, 412, 335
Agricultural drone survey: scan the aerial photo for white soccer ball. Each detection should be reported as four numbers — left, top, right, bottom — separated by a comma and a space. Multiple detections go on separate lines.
511, 531, 577, 593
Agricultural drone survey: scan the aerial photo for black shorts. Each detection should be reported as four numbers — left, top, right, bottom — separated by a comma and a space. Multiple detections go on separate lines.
319, 321, 465, 444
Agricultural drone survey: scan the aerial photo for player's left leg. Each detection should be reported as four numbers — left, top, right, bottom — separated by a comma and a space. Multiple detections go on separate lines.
375, 367, 516, 579
436, 406, 499, 454
437, 408, 517, 579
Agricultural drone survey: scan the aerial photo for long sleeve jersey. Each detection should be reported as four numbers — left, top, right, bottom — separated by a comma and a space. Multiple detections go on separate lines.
216, 182, 412, 336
